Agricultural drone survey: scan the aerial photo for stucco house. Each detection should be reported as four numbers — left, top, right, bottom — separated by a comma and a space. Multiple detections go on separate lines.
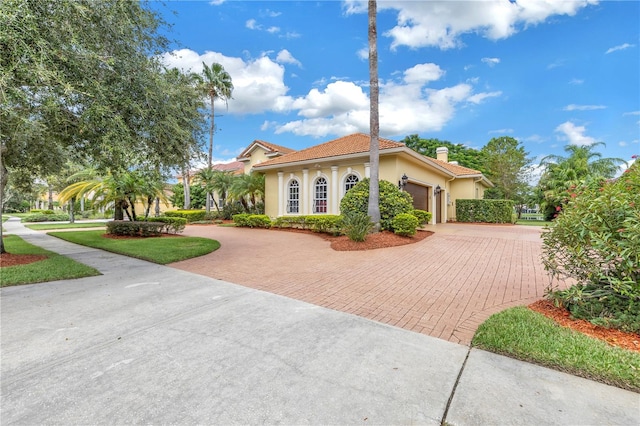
239, 133, 492, 224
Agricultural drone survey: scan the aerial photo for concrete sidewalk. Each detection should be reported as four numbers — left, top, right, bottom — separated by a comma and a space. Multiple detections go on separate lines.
1, 217, 638, 425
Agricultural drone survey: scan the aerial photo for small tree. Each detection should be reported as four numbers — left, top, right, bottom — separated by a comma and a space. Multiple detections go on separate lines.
542, 159, 640, 333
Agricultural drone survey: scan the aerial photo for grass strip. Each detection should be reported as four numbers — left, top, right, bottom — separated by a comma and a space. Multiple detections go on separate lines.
472, 306, 640, 392
26, 222, 107, 230
49, 230, 220, 264
1, 235, 101, 287
515, 220, 552, 226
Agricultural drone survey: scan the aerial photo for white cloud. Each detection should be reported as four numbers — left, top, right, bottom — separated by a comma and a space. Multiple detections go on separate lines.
524, 134, 545, 143
267, 26, 280, 34
274, 62, 501, 138
569, 78, 584, 85
160, 49, 291, 115
403, 63, 444, 84
555, 121, 596, 146
209, 0, 225, 5
368, 0, 598, 50
481, 57, 500, 67
563, 104, 606, 111
276, 49, 302, 67
246, 19, 260, 30
605, 43, 635, 54
623, 111, 640, 116
488, 129, 514, 134
467, 91, 502, 104
356, 47, 368, 61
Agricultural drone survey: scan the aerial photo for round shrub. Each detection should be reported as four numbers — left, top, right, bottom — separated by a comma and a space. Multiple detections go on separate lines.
543, 160, 640, 333
412, 209, 432, 226
340, 178, 413, 231
341, 211, 373, 242
392, 213, 419, 236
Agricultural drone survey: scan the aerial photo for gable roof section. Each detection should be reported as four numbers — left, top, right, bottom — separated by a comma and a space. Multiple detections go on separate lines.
237, 139, 295, 161
428, 158, 482, 177
253, 133, 404, 168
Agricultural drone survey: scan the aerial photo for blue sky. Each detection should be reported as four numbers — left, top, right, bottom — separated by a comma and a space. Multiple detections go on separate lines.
153, 0, 639, 173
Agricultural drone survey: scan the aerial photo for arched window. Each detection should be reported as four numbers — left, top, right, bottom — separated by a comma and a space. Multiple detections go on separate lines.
345, 174, 359, 192
314, 177, 328, 213
287, 180, 299, 214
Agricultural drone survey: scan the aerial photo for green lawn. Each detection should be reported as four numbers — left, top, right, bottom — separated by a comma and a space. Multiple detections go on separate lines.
49, 230, 220, 264
1, 235, 101, 287
25, 222, 107, 230
515, 220, 552, 226
472, 306, 640, 392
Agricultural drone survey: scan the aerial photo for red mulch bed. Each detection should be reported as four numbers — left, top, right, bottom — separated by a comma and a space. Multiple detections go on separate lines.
529, 299, 640, 353
0, 253, 49, 267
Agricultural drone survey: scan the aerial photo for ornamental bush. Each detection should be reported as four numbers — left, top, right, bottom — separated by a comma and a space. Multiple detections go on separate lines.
456, 199, 513, 223
392, 213, 419, 236
22, 213, 70, 222
542, 161, 640, 333
106, 221, 164, 237
146, 217, 187, 234
339, 178, 413, 231
233, 214, 271, 228
412, 209, 432, 226
341, 211, 372, 242
164, 209, 206, 223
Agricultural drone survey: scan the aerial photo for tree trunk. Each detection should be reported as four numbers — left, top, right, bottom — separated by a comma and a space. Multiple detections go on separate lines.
367, 0, 381, 232
182, 168, 191, 210
0, 149, 8, 254
48, 185, 54, 210
69, 197, 75, 223
206, 95, 215, 214
155, 197, 160, 217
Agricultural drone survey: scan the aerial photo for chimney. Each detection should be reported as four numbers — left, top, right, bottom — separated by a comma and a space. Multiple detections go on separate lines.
436, 147, 448, 162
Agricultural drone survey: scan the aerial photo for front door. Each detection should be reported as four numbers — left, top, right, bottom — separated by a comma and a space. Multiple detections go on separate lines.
436, 190, 442, 223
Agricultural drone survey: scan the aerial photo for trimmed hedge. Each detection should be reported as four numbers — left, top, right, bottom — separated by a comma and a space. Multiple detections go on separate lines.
393, 213, 419, 236
22, 213, 70, 222
456, 199, 514, 223
232, 214, 272, 228
164, 210, 207, 223
271, 215, 343, 233
106, 221, 164, 237
146, 217, 187, 234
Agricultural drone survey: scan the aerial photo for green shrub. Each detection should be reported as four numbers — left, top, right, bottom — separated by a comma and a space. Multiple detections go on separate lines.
22, 213, 70, 222
221, 202, 245, 220
271, 215, 342, 233
456, 199, 513, 223
164, 209, 206, 223
146, 217, 187, 234
247, 214, 271, 228
106, 221, 164, 237
340, 178, 414, 231
341, 212, 372, 242
543, 161, 640, 333
233, 214, 271, 228
232, 213, 250, 227
392, 213, 419, 236
411, 209, 432, 226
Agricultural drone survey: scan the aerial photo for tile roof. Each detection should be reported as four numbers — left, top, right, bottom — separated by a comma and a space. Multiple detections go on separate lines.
175, 161, 244, 179
427, 158, 482, 176
238, 140, 296, 159
253, 133, 405, 167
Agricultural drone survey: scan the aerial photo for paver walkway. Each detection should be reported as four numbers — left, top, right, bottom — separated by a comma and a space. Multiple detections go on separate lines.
172, 223, 551, 345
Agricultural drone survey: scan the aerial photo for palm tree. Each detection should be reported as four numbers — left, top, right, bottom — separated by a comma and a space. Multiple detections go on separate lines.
367, 0, 381, 231
200, 62, 233, 213
59, 169, 168, 221
230, 173, 265, 213
537, 142, 626, 220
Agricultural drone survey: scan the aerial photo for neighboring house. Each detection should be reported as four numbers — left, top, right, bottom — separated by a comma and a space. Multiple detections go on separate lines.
243, 133, 492, 224
177, 161, 245, 208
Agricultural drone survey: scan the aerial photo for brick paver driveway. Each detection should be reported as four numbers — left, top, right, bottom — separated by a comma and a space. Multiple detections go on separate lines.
171, 223, 550, 345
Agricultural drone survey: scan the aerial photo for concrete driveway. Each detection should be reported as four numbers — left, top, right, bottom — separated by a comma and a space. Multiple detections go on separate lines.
172, 223, 551, 345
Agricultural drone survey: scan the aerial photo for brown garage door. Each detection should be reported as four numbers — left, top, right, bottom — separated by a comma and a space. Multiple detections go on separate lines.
405, 183, 428, 211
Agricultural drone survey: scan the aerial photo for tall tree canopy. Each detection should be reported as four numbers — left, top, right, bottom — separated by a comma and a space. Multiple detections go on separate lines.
401, 135, 487, 173
0, 0, 205, 252
481, 136, 532, 201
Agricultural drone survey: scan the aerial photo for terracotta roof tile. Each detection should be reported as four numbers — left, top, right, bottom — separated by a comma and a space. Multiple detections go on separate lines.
427, 158, 482, 176
238, 140, 295, 159
254, 133, 404, 167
